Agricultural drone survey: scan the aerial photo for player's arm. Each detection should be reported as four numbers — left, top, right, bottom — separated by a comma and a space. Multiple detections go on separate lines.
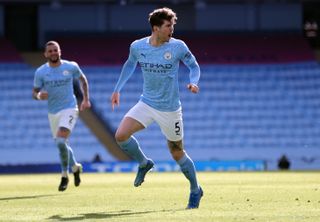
186, 61, 200, 94
32, 87, 48, 100
33, 70, 48, 100
111, 92, 120, 111
79, 74, 91, 111
79, 74, 90, 102
111, 44, 138, 110
180, 42, 200, 94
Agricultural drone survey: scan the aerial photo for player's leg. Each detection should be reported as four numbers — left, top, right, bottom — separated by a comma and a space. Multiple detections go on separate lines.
115, 101, 154, 186
167, 140, 199, 192
55, 137, 82, 188
55, 127, 71, 191
167, 140, 203, 209
68, 143, 82, 187
49, 112, 69, 191
49, 108, 81, 192
57, 108, 82, 188
156, 108, 203, 208
116, 117, 147, 164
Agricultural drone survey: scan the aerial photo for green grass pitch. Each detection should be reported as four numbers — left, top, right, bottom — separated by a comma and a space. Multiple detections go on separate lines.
0, 172, 319, 222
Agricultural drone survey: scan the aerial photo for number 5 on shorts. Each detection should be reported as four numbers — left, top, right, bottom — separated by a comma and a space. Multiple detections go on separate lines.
175, 121, 181, 136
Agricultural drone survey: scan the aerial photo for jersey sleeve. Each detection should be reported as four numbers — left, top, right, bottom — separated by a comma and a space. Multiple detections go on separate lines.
113, 43, 138, 92
179, 41, 201, 85
33, 69, 43, 89
70, 61, 83, 79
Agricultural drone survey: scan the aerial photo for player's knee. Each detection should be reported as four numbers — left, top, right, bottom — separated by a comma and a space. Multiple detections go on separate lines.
171, 149, 185, 161
115, 130, 130, 142
55, 137, 67, 151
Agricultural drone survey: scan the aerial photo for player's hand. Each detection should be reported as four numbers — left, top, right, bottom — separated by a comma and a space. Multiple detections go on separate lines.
187, 84, 199, 94
38, 91, 49, 100
80, 99, 91, 111
111, 92, 120, 111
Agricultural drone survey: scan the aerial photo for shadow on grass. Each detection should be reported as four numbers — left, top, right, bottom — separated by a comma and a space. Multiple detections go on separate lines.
0, 194, 58, 201
48, 209, 185, 221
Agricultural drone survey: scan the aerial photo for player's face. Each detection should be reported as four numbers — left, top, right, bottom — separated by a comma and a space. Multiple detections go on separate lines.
158, 19, 175, 42
44, 44, 61, 64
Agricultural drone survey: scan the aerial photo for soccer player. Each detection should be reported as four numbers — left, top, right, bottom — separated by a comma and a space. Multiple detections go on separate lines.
111, 7, 203, 209
32, 41, 91, 191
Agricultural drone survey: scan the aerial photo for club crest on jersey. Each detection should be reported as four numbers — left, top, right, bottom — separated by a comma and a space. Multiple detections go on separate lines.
164, 52, 172, 60
63, 70, 70, 76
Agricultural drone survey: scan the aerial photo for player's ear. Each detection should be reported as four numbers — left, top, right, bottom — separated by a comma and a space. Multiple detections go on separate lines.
153, 25, 159, 32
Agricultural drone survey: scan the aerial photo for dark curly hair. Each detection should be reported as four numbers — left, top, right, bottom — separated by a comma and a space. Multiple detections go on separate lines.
148, 7, 177, 29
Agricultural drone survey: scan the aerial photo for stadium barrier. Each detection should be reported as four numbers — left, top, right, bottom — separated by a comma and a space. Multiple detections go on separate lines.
0, 160, 265, 174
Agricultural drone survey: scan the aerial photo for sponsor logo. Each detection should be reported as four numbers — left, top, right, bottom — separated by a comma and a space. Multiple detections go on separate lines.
139, 62, 172, 69
139, 62, 173, 74
44, 78, 71, 87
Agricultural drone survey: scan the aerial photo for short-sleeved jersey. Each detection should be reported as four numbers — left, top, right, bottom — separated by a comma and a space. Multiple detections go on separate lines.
117, 37, 200, 112
33, 60, 83, 114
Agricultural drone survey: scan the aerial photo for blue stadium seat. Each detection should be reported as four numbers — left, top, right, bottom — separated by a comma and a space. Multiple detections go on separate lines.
1, 62, 320, 169
0, 66, 112, 164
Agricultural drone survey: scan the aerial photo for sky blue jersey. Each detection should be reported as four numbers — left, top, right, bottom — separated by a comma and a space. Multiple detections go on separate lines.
33, 60, 83, 114
114, 37, 200, 112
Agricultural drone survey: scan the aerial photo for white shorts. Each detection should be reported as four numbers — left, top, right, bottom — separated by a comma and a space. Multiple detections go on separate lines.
125, 101, 183, 141
48, 108, 79, 138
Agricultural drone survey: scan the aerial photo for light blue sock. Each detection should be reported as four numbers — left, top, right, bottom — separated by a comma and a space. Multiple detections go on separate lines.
55, 137, 69, 172
117, 136, 148, 166
177, 153, 200, 194
67, 144, 77, 167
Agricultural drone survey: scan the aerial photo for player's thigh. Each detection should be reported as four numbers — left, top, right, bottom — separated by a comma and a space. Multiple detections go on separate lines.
57, 108, 79, 137
116, 101, 153, 140
124, 101, 154, 128
48, 113, 60, 138
117, 117, 145, 139
155, 107, 184, 142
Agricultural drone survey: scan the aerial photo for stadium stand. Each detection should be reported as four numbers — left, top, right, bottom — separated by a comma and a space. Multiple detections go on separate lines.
0, 67, 113, 164
85, 62, 320, 170
1, 34, 320, 170
56, 33, 315, 65
0, 38, 24, 63
183, 33, 315, 64
0, 38, 29, 69
56, 35, 134, 65
0, 39, 113, 164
